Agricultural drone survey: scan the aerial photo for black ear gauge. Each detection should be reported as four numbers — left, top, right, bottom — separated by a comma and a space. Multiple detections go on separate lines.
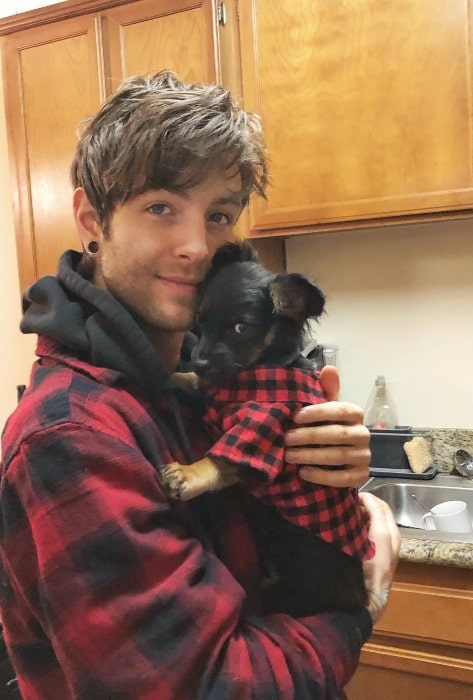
86, 241, 100, 255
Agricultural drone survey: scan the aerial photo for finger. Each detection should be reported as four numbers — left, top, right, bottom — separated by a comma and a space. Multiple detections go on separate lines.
359, 492, 397, 539
319, 366, 340, 401
382, 502, 402, 554
285, 424, 370, 448
291, 401, 365, 426
298, 464, 369, 489
359, 492, 386, 522
360, 491, 392, 518
360, 494, 401, 580
286, 445, 370, 468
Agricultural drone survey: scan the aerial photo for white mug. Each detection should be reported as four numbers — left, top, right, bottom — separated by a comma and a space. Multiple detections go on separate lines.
422, 500, 472, 533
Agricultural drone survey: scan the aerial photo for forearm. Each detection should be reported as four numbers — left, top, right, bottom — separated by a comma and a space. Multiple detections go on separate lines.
196, 609, 372, 700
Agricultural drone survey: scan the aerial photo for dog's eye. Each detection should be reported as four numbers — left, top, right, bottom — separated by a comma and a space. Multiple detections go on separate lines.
234, 323, 248, 334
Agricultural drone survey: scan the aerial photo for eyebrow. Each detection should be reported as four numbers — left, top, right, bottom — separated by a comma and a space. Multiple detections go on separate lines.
176, 190, 245, 209
143, 188, 245, 209
214, 195, 245, 208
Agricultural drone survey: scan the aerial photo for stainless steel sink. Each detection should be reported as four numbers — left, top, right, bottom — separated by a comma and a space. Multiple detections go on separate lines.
360, 474, 473, 542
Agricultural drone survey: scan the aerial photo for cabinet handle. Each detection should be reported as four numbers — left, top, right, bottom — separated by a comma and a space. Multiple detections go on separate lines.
218, 2, 227, 26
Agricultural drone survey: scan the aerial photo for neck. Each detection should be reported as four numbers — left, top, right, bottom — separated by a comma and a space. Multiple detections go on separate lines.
90, 269, 186, 372
144, 328, 185, 373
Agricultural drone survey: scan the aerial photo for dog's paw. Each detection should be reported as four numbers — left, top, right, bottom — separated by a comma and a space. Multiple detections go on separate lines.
160, 462, 187, 499
160, 462, 197, 500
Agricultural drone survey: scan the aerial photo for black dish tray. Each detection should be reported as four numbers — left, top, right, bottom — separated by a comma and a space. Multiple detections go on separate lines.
369, 428, 438, 480
369, 465, 438, 480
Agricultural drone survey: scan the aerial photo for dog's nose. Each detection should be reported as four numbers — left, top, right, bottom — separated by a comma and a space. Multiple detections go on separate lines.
193, 358, 210, 376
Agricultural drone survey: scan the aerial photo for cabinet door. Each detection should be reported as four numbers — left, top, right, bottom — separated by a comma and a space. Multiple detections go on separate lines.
239, 0, 473, 234
3, 15, 104, 292
346, 561, 473, 699
347, 665, 473, 700
104, 0, 219, 86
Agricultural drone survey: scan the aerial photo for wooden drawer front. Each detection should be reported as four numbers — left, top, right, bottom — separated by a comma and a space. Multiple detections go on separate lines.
376, 581, 473, 647
347, 661, 473, 700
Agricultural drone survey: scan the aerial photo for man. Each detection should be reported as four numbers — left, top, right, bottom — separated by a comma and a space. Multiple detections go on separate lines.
0, 71, 399, 699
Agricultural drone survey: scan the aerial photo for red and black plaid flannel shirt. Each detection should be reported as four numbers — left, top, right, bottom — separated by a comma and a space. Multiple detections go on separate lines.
0, 338, 372, 700
204, 366, 375, 561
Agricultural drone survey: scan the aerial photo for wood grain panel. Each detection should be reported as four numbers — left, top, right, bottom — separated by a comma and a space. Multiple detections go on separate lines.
346, 561, 473, 698
239, 0, 473, 232
377, 581, 473, 646
347, 661, 473, 700
3, 15, 104, 290
105, 0, 218, 89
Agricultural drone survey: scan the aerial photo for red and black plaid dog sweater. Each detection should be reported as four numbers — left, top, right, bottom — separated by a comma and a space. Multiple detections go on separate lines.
204, 365, 375, 561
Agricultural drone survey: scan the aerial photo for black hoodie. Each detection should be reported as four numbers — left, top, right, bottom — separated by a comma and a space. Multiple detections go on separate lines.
13, 249, 215, 544
21, 249, 196, 403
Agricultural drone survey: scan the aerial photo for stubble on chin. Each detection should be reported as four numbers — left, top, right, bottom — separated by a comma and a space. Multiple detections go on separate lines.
101, 271, 198, 333
137, 296, 198, 334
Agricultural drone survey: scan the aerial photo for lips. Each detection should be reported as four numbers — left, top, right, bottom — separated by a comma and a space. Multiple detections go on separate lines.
160, 276, 200, 285
157, 275, 201, 295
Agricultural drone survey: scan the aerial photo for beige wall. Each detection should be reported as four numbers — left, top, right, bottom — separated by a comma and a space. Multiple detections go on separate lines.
0, 53, 36, 433
286, 219, 473, 429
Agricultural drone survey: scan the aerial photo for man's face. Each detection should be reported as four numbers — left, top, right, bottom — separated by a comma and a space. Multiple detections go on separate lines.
93, 171, 245, 333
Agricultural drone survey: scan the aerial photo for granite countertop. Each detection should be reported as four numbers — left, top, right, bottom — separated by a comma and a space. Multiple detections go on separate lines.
399, 533, 473, 568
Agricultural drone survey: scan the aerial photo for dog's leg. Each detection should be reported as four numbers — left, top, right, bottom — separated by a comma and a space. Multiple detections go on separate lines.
160, 457, 240, 500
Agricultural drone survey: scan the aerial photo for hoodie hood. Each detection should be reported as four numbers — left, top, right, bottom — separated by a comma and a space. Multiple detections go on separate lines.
21, 250, 194, 400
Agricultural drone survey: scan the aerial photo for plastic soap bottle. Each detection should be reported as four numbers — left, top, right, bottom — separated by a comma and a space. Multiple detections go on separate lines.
364, 375, 398, 430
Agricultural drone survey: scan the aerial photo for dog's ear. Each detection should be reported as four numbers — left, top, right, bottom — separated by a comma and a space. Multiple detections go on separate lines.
211, 241, 259, 271
269, 273, 325, 321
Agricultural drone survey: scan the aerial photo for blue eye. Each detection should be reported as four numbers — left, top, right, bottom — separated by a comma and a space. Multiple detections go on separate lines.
147, 203, 170, 215
209, 212, 232, 225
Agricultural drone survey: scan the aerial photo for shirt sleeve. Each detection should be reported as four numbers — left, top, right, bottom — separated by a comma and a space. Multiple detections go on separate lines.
0, 423, 371, 700
207, 401, 295, 481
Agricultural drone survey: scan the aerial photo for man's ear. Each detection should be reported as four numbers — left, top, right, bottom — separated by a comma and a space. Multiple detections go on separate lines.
269, 273, 326, 321
73, 187, 103, 250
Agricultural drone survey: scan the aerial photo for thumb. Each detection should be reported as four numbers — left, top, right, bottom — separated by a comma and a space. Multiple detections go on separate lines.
319, 365, 340, 401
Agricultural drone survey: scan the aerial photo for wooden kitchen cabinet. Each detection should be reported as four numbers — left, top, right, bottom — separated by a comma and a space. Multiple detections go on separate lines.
105, 0, 219, 88
1, 0, 221, 291
5, 0, 473, 287
346, 561, 473, 699
2, 13, 105, 293
239, 0, 473, 236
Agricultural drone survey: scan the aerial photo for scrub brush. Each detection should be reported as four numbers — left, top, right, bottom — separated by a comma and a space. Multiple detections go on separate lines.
403, 436, 433, 474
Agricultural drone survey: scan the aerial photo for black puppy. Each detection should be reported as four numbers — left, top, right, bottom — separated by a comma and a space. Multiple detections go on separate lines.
191, 242, 325, 382
162, 242, 372, 616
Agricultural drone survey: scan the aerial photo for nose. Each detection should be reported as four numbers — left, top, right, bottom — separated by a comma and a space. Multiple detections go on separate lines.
175, 214, 210, 263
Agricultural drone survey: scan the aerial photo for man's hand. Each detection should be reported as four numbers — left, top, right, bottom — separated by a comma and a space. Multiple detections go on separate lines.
284, 366, 371, 489
360, 492, 401, 622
